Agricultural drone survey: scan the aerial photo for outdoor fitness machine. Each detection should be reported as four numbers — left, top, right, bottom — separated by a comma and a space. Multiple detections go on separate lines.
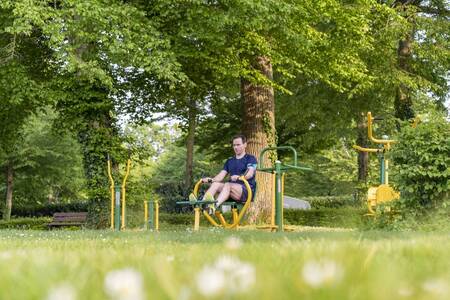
257, 146, 312, 232
177, 177, 253, 230
353, 112, 400, 214
177, 146, 311, 232
107, 155, 131, 230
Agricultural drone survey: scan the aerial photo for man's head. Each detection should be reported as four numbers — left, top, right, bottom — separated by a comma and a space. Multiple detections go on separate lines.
231, 134, 247, 156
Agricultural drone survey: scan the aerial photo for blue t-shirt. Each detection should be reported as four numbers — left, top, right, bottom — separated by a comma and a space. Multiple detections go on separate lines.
223, 154, 257, 190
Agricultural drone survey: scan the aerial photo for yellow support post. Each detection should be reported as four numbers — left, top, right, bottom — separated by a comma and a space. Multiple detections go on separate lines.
121, 159, 131, 230
232, 208, 239, 228
203, 210, 220, 227
215, 210, 229, 227
155, 201, 159, 231
107, 158, 115, 230
194, 207, 201, 231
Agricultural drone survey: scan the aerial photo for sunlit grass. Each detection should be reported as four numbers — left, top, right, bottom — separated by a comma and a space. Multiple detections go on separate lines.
0, 228, 449, 299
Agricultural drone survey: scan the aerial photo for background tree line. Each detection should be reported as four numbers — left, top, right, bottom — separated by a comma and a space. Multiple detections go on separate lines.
0, 0, 448, 224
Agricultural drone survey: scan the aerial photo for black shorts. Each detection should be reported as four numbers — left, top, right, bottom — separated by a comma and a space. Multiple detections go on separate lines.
237, 182, 255, 203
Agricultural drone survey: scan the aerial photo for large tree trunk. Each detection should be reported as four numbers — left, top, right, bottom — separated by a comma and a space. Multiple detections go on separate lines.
395, 0, 416, 120
77, 103, 118, 228
395, 35, 415, 120
4, 161, 13, 221
242, 56, 276, 224
356, 113, 369, 182
184, 98, 197, 194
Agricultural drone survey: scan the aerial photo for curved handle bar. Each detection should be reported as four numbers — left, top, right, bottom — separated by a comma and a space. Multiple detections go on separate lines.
258, 146, 297, 170
367, 112, 396, 145
352, 145, 383, 153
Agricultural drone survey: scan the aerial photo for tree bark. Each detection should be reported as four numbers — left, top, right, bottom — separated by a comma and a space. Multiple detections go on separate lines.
185, 98, 197, 194
242, 56, 276, 224
356, 113, 369, 182
395, 0, 416, 120
4, 161, 13, 221
395, 35, 415, 120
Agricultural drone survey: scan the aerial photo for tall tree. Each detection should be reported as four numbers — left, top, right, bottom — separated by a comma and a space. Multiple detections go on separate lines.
0, 5, 52, 220
1, 0, 182, 226
139, 0, 405, 221
391, 0, 450, 120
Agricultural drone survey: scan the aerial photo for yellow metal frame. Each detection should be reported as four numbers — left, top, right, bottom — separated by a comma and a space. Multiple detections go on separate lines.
215, 176, 252, 229
144, 201, 148, 228
257, 172, 287, 231
354, 112, 400, 215
367, 112, 396, 145
193, 179, 203, 198
194, 207, 201, 230
154, 201, 159, 231
192, 176, 253, 230
352, 145, 382, 153
121, 159, 131, 230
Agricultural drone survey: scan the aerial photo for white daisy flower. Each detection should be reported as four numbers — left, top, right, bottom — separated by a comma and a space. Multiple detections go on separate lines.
104, 268, 144, 300
46, 283, 77, 300
302, 259, 343, 288
196, 255, 255, 297
422, 278, 448, 295
196, 265, 226, 297
224, 236, 243, 250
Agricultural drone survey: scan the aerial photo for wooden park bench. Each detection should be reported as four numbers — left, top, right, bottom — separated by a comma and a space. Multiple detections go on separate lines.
48, 212, 88, 229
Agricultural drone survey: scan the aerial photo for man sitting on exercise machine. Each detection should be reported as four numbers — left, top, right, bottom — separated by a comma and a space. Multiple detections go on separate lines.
189, 134, 257, 210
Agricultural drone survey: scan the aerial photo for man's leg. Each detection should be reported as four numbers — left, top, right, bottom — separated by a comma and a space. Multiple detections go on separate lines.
189, 182, 224, 202
204, 182, 224, 199
216, 183, 243, 207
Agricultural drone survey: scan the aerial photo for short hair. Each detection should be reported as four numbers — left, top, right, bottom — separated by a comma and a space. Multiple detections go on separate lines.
231, 134, 247, 144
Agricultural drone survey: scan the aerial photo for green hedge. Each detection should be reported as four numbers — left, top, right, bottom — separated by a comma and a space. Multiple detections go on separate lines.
8, 202, 89, 218
303, 195, 361, 209
0, 217, 52, 230
284, 208, 366, 228
159, 208, 366, 228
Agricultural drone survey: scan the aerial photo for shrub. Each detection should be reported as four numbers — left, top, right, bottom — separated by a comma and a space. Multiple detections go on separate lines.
303, 195, 361, 209
390, 114, 450, 209
284, 207, 366, 228
9, 202, 89, 218
0, 217, 51, 230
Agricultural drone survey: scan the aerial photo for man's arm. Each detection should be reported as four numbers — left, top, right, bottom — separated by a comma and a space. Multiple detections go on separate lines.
243, 166, 256, 180
203, 170, 227, 183
230, 165, 256, 182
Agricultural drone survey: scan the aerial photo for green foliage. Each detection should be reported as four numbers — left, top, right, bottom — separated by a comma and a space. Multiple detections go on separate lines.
7, 202, 88, 218
0, 217, 51, 230
284, 143, 361, 197
11, 109, 87, 205
148, 144, 223, 212
390, 114, 450, 208
363, 204, 450, 231
284, 208, 366, 228
304, 196, 361, 209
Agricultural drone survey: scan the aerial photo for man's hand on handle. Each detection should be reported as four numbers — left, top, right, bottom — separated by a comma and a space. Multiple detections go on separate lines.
230, 175, 240, 182
202, 177, 213, 183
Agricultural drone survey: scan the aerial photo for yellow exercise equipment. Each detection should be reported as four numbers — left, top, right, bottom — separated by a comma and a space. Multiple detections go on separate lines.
353, 112, 400, 214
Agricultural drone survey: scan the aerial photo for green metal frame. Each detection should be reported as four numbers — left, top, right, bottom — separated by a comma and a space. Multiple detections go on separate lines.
258, 146, 312, 232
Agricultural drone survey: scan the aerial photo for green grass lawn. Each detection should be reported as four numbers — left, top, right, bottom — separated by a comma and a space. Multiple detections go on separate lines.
0, 228, 449, 300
